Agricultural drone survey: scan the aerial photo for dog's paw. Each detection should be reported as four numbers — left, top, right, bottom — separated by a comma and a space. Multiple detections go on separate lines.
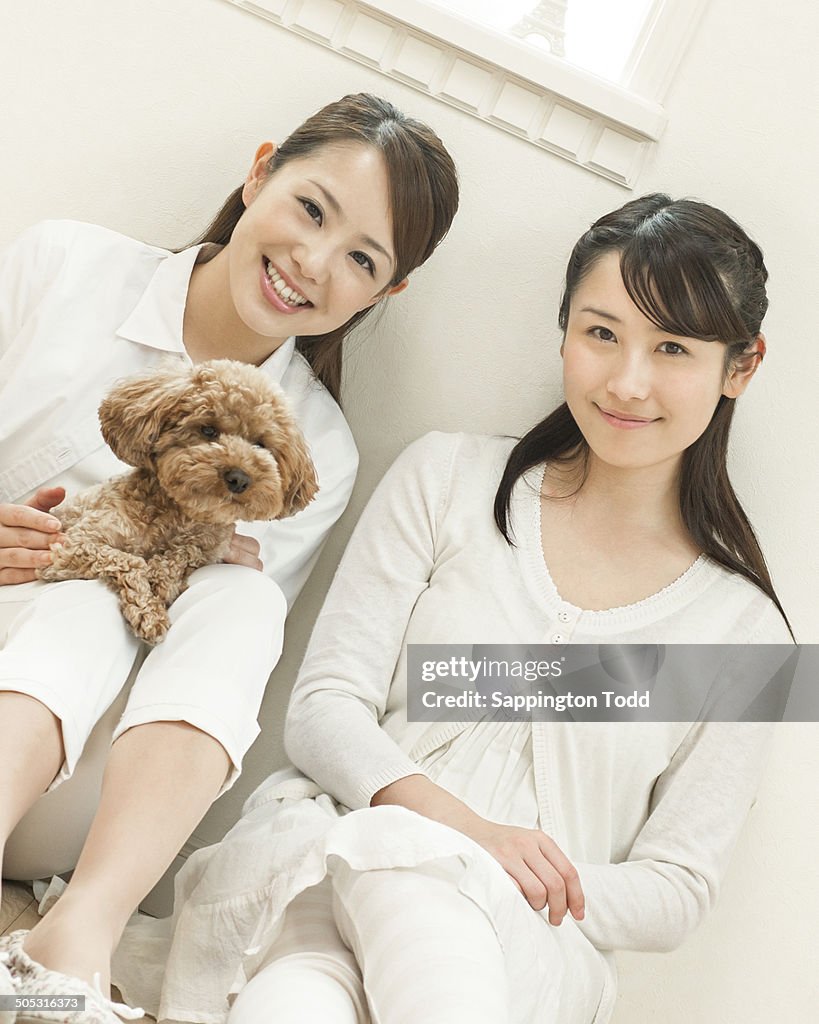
35, 562, 61, 583
137, 615, 171, 645
35, 545, 78, 582
121, 600, 171, 645
145, 559, 188, 606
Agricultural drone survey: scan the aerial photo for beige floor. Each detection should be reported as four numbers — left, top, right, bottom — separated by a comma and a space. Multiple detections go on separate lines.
1, 880, 153, 1021
0, 880, 39, 935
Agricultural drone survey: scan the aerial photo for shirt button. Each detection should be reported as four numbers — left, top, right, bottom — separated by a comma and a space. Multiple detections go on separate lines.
551, 633, 565, 645
558, 610, 572, 623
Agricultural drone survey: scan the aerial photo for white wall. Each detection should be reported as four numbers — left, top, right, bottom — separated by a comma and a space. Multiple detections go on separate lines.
3, 1, 817, 1020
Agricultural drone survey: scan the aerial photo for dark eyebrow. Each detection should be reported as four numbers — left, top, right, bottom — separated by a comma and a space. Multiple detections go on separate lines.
579, 305, 673, 334
307, 179, 393, 265
308, 179, 341, 216
579, 306, 623, 323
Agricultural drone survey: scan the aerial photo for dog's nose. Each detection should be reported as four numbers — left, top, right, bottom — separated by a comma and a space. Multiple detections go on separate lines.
224, 468, 251, 494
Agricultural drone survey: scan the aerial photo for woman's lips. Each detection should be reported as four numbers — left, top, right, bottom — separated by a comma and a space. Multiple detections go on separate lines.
259, 259, 310, 315
595, 404, 659, 430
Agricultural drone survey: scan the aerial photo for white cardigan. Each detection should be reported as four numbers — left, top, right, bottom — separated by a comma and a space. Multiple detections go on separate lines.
275, 432, 790, 991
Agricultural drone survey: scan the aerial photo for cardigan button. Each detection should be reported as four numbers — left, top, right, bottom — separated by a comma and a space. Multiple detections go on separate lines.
551, 633, 565, 644
558, 610, 572, 623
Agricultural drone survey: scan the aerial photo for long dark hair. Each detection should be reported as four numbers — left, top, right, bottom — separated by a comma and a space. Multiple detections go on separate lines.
494, 193, 793, 636
187, 93, 459, 404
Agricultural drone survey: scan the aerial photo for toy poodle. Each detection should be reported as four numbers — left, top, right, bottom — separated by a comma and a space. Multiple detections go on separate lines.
36, 359, 318, 644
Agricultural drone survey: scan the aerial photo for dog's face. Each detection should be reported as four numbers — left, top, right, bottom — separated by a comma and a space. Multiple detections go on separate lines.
99, 360, 318, 524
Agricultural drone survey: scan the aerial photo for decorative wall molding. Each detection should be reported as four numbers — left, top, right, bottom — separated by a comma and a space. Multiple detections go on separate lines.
221, 0, 685, 187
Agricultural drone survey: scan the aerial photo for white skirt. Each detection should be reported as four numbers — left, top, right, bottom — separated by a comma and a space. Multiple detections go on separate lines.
112, 724, 610, 1024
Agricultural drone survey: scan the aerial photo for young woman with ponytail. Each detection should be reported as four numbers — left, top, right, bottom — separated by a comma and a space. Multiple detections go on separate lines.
0, 93, 459, 1023
495, 193, 792, 637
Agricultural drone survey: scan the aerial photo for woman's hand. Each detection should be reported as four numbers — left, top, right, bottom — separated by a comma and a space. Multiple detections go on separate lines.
222, 528, 264, 572
371, 774, 584, 924
0, 487, 67, 585
466, 818, 585, 925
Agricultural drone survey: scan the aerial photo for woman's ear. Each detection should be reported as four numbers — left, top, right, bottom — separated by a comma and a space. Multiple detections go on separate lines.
361, 277, 410, 312
723, 334, 766, 399
242, 141, 277, 207
386, 278, 409, 297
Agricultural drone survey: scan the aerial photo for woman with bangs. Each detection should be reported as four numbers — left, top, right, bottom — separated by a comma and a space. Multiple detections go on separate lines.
111, 194, 792, 1024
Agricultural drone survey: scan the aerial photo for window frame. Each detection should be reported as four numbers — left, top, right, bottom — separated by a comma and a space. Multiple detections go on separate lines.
222, 0, 710, 186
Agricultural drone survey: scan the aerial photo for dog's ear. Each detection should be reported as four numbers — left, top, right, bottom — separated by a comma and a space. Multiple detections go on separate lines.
277, 429, 319, 517
99, 365, 194, 467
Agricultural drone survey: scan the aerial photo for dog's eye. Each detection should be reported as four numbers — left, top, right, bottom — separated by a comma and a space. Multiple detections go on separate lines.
253, 440, 267, 449
200, 425, 219, 439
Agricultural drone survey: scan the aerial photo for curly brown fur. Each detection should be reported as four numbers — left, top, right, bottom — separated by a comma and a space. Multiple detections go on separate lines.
37, 359, 319, 644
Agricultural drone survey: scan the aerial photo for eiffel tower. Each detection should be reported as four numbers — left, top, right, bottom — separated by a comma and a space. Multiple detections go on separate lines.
510, 0, 569, 58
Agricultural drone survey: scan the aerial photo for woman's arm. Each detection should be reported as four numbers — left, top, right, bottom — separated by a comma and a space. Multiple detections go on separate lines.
571, 719, 775, 952
284, 431, 457, 806
0, 225, 73, 581
0, 222, 59, 358
284, 432, 585, 922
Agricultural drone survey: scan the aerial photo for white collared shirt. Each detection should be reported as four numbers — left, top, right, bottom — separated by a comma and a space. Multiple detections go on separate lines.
0, 220, 359, 608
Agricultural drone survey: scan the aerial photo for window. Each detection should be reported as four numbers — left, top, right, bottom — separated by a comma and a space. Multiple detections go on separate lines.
224, 0, 709, 186
427, 0, 656, 84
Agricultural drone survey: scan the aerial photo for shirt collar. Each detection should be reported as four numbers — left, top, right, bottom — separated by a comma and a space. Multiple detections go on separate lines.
115, 243, 295, 382
256, 334, 296, 381
116, 244, 202, 355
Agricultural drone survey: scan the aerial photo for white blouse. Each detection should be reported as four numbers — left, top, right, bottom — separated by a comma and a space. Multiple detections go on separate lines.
0, 220, 359, 607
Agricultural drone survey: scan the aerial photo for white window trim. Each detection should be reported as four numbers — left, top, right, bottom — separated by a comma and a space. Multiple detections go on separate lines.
222, 0, 709, 187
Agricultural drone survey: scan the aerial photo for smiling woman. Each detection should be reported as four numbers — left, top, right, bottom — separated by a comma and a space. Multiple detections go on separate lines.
184, 92, 460, 400
562, 251, 752, 457
183, 143, 404, 367
495, 193, 790, 629
0, 92, 459, 1023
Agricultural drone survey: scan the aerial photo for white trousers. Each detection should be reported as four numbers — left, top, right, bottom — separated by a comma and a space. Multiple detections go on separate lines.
0, 566, 286, 880
228, 863, 512, 1024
